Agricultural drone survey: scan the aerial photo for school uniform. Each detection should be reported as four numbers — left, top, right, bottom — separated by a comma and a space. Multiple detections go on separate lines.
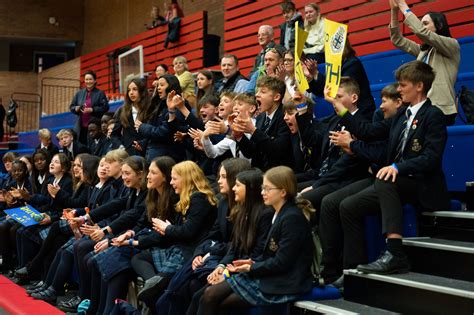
138, 97, 184, 162
225, 201, 313, 305
335, 99, 449, 269
110, 107, 146, 156
238, 106, 293, 171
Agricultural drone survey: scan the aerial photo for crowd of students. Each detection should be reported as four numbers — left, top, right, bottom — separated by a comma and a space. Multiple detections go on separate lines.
0, 0, 462, 314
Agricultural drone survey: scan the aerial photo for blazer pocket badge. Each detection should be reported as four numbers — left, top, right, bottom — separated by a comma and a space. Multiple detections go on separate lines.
269, 238, 279, 252
411, 139, 422, 152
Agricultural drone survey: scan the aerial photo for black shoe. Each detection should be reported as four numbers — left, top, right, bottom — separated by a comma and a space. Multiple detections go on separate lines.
31, 286, 57, 304
136, 275, 164, 302
57, 295, 82, 312
12, 276, 29, 285
15, 266, 29, 279
357, 250, 410, 275
26, 281, 47, 295
25, 280, 43, 290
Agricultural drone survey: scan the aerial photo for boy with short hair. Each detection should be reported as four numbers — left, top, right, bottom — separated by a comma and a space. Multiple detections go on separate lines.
234, 76, 292, 170
201, 93, 257, 160
198, 94, 220, 123
57, 128, 88, 160
330, 60, 449, 275
298, 77, 370, 215
36, 128, 59, 158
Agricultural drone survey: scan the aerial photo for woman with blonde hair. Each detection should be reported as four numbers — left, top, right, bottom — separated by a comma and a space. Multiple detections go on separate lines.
131, 160, 217, 310
173, 56, 197, 109
303, 3, 325, 64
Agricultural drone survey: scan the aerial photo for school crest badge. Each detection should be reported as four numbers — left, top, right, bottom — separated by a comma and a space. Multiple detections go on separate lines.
411, 139, 422, 152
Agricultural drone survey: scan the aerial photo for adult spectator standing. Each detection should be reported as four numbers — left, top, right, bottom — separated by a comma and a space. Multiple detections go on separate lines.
303, 3, 325, 64
250, 25, 284, 76
70, 70, 109, 145
279, 1, 303, 51
389, 0, 460, 125
216, 55, 248, 94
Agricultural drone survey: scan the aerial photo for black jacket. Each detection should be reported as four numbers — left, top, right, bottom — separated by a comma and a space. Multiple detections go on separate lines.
249, 201, 313, 295
238, 106, 293, 170
69, 87, 109, 136
279, 13, 304, 51
341, 99, 450, 210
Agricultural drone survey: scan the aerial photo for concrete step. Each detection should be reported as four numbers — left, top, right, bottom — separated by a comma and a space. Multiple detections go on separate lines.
344, 270, 474, 314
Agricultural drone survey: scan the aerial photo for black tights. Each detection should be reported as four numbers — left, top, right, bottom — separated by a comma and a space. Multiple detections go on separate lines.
73, 238, 95, 299
44, 247, 75, 291
28, 221, 71, 277
0, 221, 20, 268
131, 250, 157, 280
197, 281, 249, 315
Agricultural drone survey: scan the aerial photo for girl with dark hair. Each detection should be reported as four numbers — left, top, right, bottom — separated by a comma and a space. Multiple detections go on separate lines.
155, 158, 251, 315
389, 0, 460, 125
196, 70, 216, 105
2, 160, 32, 209
198, 166, 314, 315
70, 70, 109, 145
136, 74, 187, 162
30, 149, 51, 195
111, 78, 150, 156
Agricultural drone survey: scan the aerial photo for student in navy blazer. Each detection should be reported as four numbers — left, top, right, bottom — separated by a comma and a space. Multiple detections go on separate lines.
233, 76, 293, 171
198, 166, 314, 314
330, 61, 449, 276
70, 70, 109, 145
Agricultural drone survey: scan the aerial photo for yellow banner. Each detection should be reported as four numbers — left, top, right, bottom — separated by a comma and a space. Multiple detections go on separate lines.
324, 19, 348, 97
294, 21, 309, 93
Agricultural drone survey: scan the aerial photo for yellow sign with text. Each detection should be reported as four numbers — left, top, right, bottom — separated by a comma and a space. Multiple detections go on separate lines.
324, 19, 348, 97
294, 21, 309, 93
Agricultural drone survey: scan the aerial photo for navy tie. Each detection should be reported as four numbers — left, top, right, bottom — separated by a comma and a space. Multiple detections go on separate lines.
262, 116, 271, 133
394, 108, 412, 162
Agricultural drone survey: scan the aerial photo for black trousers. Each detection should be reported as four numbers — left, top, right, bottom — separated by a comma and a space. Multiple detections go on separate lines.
319, 178, 375, 278
325, 176, 418, 272
301, 182, 342, 225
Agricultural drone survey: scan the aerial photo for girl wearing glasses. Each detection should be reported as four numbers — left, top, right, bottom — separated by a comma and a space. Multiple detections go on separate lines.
198, 166, 314, 314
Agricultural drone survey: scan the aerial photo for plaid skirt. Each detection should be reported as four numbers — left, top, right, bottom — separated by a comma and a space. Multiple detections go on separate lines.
226, 273, 300, 306
16, 224, 49, 245
93, 245, 139, 282
150, 245, 185, 274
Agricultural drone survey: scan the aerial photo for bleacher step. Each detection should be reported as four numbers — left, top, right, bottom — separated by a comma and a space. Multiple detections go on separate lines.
421, 211, 474, 242
294, 299, 399, 314
422, 211, 474, 219
403, 237, 474, 281
344, 270, 474, 314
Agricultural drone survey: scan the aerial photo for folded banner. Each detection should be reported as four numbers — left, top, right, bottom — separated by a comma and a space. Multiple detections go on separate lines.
294, 20, 309, 93
4, 204, 42, 227
324, 19, 348, 97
